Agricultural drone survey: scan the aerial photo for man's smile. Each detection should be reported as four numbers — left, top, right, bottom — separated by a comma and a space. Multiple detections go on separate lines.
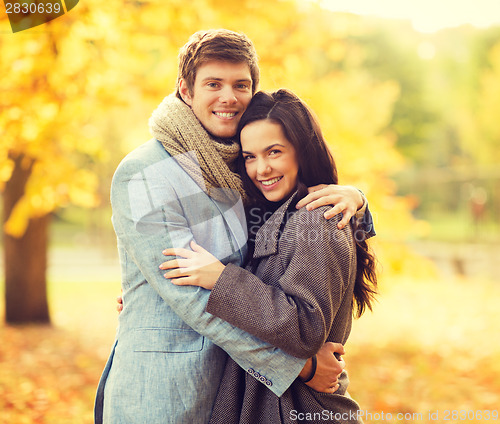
213, 111, 238, 119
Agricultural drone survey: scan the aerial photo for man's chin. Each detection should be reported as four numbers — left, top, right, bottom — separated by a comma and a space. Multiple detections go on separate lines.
207, 127, 238, 140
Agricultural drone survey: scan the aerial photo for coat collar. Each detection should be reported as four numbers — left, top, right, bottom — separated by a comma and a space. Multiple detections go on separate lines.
253, 191, 298, 259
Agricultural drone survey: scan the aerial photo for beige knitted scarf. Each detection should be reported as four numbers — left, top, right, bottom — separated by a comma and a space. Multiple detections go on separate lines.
149, 94, 246, 203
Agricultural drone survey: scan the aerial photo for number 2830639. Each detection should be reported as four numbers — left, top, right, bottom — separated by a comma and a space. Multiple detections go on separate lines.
5, 2, 62, 14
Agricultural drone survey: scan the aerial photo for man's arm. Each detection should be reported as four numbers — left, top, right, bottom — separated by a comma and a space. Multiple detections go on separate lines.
296, 184, 376, 237
115, 292, 345, 393
112, 155, 306, 396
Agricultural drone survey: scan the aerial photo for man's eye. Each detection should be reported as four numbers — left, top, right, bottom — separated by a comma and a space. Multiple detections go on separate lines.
207, 82, 219, 88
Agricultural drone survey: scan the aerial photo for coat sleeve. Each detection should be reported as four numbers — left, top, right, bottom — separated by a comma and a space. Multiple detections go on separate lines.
355, 192, 376, 239
111, 153, 306, 397
206, 209, 356, 359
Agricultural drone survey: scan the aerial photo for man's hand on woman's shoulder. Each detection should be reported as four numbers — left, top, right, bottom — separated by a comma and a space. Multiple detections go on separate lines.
296, 184, 365, 229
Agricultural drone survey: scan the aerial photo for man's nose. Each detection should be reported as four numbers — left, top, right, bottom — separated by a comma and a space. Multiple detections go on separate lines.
219, 86, 237, 104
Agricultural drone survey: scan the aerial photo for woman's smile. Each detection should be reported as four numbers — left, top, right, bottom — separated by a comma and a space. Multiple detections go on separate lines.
241, 120, 299, 203
259, 176, 283, 189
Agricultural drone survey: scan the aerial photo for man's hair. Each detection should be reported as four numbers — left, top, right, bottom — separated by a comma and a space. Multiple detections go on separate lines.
176, 29, 260, 98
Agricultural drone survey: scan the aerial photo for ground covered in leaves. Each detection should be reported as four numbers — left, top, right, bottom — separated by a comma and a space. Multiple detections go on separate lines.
0, 325, 103, 424
1, 277, 499, 423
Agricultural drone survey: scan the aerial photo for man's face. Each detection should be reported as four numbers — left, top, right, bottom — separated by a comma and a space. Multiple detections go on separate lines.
180, 61, 253, 139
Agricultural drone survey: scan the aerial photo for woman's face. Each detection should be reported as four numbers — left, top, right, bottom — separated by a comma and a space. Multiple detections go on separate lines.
240, 119, 299, 203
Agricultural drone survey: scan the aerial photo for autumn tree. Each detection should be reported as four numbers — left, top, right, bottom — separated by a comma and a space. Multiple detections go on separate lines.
0, 0, 226, 324
1, 0, 423, 325
0, 2, 127, 323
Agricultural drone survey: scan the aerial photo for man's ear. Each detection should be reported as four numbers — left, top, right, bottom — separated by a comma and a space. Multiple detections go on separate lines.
179, 79, 193, 106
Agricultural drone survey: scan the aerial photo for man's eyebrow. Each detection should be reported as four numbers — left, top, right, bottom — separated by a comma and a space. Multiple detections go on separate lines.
201, 76, 223, 82
201, 77, 252, 83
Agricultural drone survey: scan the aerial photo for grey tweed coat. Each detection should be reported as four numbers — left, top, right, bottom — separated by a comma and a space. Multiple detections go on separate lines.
205, 192, 363, 424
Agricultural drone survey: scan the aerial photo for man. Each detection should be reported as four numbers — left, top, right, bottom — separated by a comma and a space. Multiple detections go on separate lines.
95, 29, 373, 424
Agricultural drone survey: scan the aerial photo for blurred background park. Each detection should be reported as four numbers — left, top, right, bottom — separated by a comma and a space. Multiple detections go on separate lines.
1, 0, 500, 422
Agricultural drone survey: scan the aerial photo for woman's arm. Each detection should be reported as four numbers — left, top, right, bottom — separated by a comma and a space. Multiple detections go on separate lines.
206, 209, 355, 359
161, 209, 355, 359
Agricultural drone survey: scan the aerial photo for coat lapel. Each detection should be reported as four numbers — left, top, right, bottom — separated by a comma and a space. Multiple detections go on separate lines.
253, 192, 298, 259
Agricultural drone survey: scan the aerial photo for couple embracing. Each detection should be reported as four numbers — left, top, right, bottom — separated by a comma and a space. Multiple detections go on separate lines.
95, 29, 377, 424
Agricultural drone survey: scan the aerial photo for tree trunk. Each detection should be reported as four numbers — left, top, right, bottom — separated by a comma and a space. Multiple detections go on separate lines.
3, 154, 51, 324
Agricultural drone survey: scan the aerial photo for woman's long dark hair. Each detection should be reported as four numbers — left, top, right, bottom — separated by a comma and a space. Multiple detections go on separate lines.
237, 89, 337, 203
237, 89, 377, 317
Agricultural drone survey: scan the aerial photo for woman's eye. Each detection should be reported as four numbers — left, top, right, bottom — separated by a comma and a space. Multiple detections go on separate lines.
243, 155, 254, 161
269, 150, 281, 156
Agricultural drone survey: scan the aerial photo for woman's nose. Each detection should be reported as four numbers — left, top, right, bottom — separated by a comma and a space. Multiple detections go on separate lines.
256, 159, 271, 175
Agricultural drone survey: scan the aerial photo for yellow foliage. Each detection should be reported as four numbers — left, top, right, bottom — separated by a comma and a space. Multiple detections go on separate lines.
0, 0, 123, 237
0, 0, 423, 276
3, 198, 31, 238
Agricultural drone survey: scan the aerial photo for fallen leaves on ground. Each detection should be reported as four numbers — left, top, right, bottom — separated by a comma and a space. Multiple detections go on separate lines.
347, 341, 500, 423
1, 277, 500, 424
0, 324, 104, 424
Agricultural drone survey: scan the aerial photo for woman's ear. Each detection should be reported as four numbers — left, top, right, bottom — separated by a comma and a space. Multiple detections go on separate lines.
178, 79, 193, 106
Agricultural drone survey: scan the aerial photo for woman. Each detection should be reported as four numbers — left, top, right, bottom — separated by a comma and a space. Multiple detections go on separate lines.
161, 89, 378, 423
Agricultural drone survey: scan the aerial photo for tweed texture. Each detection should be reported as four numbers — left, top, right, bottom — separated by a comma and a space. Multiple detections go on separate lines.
206, 192, 363, 424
